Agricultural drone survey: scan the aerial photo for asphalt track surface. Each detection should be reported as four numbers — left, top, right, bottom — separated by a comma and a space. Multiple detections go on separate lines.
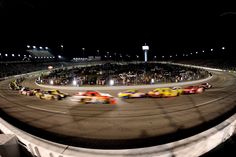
1, 71, 236, 149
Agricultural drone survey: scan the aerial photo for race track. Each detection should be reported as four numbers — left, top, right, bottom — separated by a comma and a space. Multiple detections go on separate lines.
0, 71, 236, 149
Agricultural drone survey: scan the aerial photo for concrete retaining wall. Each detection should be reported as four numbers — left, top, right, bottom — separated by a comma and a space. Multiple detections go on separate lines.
0, 113, 235, 157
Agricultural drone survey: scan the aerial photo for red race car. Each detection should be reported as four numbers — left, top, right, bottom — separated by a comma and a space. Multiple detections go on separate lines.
183, 86, 204, 94
19, 87, 34, 96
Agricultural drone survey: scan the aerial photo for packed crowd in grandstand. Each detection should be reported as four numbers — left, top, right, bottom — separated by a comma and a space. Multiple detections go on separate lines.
0, 61, 68, 78
2, 55, 236, 85
38, 63, 209, 86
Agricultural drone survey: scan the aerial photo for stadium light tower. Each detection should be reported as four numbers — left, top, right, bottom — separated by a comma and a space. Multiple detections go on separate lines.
82, 48, 85, 58
142, 43, 149, 62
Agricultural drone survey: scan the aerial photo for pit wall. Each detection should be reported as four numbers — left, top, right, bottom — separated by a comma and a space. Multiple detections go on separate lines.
1, 62, 236, 157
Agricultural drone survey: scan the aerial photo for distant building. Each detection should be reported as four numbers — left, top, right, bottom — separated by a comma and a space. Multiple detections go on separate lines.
88, 56, 101, 61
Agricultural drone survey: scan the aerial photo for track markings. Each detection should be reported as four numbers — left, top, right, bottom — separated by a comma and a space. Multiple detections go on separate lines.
195, 97, 225, 107
26, 105, 67, 114
0, 93, 6, 98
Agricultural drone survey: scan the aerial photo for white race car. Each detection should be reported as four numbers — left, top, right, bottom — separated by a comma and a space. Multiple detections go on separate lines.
70, 91, 116, 104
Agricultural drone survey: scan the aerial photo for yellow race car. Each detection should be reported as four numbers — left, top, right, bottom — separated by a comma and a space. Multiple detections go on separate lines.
35, 90, 68, 100
147, 88, 180, 98
171, 87, 183, 95
118, 89, 146, 98
47, 90, 69, 98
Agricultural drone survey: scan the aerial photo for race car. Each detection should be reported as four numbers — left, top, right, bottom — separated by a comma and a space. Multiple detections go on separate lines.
9, 81, 22, 90
35, 90, 63, 100
183, 86, 204, 94
171, 87, 183, 95
118, 89, 146, 98
19, 87, 34, 96
147, 88, 180, 98
32, 89, 41, 95
199, 82, 212, 89
70, 91, 116, 104
47, 90, 69, 98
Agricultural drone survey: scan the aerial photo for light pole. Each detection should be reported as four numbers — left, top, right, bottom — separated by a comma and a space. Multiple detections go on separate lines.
82, 48, 85, 58
119, 54, 123, 62
142, 43, 149, 62
107, 52, 109, 60
61, 45, 64, 55
114, 52, 117, 61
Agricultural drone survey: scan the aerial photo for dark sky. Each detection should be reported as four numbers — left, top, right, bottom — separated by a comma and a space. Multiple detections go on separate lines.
0, 1, 235, 57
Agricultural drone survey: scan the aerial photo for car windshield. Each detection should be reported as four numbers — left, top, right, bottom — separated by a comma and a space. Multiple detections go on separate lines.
127, 90, 136, 93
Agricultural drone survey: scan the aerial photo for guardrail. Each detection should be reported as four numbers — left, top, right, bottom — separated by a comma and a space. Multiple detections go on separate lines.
0, 62, 235, 157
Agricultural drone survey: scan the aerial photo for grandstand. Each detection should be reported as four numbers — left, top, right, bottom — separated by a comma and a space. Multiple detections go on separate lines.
27, 48, 55, 59
0, 46, 56, 62
0, 61, 74, 79
0, 50, 29, 61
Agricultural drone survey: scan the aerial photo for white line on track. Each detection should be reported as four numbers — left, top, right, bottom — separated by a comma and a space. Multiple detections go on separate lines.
195, 97, 225, 107
26, 105, 67, 114
0, 93, 6, 98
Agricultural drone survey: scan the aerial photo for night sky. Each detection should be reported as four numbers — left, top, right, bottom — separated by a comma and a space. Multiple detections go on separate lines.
0, 1, 235, 58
